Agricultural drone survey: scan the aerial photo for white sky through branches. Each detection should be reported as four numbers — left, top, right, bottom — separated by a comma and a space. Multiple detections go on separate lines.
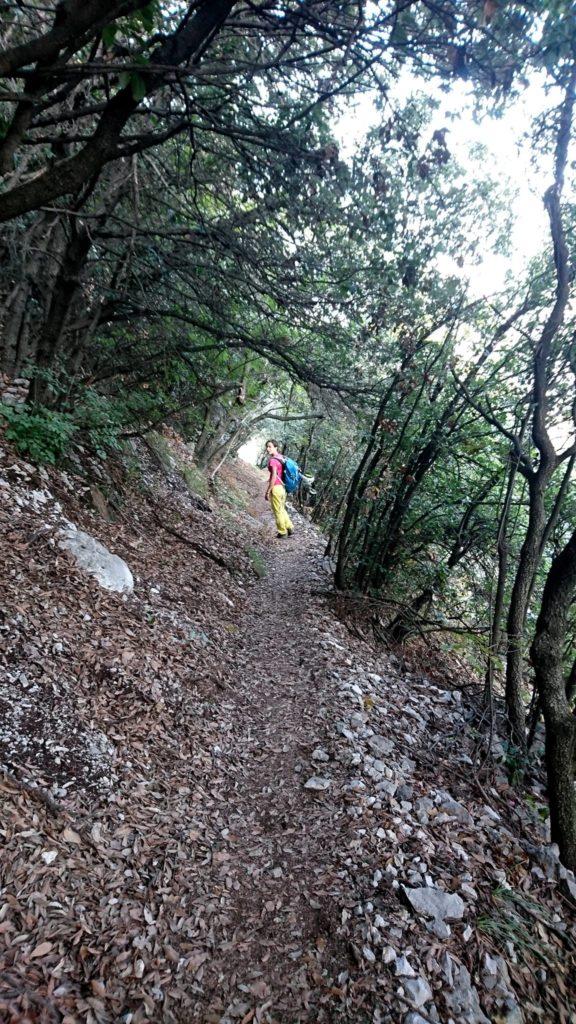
336, 76, 554, 299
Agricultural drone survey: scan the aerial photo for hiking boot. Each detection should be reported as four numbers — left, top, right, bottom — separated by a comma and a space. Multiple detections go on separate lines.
277, 532, 287, 538
287, 528, 294, 536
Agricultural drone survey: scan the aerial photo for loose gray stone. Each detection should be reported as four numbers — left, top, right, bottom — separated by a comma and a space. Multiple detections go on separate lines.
369, 734, 395, 756
59, 523, 134, 593
425, 918, 451, 939
335, 721, 356, 741
311, 747, 330, 762
461, 883, 478, 899
347, 778, 366, 792
438, 794, 473, 826
521, 841, 560, 879
402, 885, 465, 922
376, 779, 398, 796
437, 692, 454, 704
415, 795, 434, 823
560, 873, 576, 905
500, 1000, 524, 1024
481, 953, 515, 1000
443, 963, 489, 1024
396, 783, 414, 801
404, 976, 433, 1009
415, 797, 434, 814
304, 776, 331, 791
395, 954, 417, 978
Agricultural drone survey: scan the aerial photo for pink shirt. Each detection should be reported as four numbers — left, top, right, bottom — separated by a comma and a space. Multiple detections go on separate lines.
268, 456, 284, 487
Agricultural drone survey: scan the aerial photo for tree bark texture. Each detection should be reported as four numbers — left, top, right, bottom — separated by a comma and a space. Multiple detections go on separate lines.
531, 527, 576, 872
484, 453, 521, 706
504, 67, 576, 753
505, 474, 550, 750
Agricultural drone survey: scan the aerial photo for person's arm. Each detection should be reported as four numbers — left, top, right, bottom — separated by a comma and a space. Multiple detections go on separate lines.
265, 462, 279, 501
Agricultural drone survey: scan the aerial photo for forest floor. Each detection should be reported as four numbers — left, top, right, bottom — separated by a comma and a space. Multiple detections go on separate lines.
0, 434, 575, 1024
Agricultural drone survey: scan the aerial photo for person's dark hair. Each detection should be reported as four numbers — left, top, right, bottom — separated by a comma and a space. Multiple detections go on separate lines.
266, 438, 280, 448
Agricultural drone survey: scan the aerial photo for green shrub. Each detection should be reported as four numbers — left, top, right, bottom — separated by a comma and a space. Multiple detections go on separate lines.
74, 389, 126, 459
0, 403, 76, 464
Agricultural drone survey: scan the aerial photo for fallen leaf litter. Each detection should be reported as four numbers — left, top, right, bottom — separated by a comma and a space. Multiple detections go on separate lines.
0, 440, 575, 1023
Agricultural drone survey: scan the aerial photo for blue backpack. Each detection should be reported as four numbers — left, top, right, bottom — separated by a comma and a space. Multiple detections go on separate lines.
282, 456, 301, 493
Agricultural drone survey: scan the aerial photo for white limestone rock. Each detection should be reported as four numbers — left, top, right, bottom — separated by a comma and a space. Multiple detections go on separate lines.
304, 776, 331, 791
59, 523, 134, 593
402, 885, 465, 922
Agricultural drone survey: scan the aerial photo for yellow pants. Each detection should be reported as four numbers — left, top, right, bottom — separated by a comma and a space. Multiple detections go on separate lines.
270, 484, 293, 536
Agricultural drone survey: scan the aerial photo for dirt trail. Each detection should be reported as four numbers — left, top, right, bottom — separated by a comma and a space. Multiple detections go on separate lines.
180, 485, 576, 1024
192, 523, 357, 1019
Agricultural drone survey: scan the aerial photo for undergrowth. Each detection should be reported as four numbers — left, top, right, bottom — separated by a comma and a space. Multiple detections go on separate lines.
0, 403, 76, 464
247, 547, 267, 578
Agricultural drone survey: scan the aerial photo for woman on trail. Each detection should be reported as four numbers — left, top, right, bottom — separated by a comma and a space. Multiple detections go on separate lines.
265, 439, 294, 538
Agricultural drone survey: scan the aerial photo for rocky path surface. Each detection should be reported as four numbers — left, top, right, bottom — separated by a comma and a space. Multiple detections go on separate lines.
191, 525, 359, 1019
1, 449, 575, 1024
171, 519, 575, 1024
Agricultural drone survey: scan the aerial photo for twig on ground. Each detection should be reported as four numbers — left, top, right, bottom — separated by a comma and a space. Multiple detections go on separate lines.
150, 508, 236, 573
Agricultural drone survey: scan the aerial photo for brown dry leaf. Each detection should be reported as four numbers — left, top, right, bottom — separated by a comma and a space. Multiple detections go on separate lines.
250, 979, 270, 999
186, 951, 208, 972
30, 940, 53, 958
62, 827, 82, 844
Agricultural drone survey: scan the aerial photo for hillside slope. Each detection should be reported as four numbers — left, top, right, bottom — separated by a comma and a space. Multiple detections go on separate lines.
0, 438, 575, 1024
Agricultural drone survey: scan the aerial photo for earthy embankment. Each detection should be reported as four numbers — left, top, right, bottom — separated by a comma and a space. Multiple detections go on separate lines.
0, 441, 575, 1024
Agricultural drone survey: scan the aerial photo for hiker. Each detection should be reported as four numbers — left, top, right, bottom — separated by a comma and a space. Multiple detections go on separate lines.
265, 439, 294, 538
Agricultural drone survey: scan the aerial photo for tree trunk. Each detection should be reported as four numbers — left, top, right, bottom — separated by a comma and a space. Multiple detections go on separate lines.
335, 409, 389, 587
505, 474, 549, 751
29, 218, 94, 402
504, 68, 575, 753
531, 527, 576, 872
387, 472, 498, 643
484, 455, 521, 705
388, 588, 433, 644
1, 212, 60, 376
567, 656, 576, 705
